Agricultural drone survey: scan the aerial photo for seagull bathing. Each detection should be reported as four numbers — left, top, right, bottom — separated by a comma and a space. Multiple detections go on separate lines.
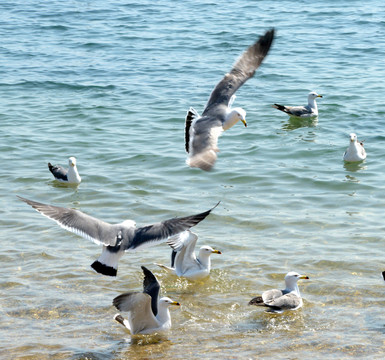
272, 91, 323, 118
185, 29, 275, 171
113, 266, 180, 335
18, 196, 218, 276
248, 271, 309, 313
48, 156, 81, 184
155, 230, 221, 280
343, 133, 366, 162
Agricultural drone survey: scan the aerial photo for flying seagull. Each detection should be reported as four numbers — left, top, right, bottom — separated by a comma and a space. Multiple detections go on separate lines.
185, 29, 275, 171
18, 196, 218, 276
113, 266, 180, 335
248, 271, 309, 313
272, 91, 323, 118
155, 230, 221, 280
48, 156, 81, 184
343, 133, 366, 162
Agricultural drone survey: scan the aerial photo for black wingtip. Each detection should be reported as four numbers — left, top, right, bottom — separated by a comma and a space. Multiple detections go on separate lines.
382, 271, 385, 281
91, 260, 117, 276
248, 296, 264, 306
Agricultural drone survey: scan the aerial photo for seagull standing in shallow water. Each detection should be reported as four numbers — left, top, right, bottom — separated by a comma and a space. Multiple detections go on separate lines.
18, 196, 218, 276
248, 271, 309, 313
343, 133, 366, 162
185, 29, 275, 171
155, 230, 221, 280
272, 91, 323, 118
48, 156, 81, 184
113, 266, 180, 335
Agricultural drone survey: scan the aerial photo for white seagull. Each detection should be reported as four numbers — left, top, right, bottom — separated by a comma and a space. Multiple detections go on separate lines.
343, 133, 366, 162
113, 266, 180, 335
248, 271, 309, 313
272, 91, 323, 118
18, 196, 218, 276
185, 29, 275, 171
155, 230, 221, 280
48, 156, 81, 184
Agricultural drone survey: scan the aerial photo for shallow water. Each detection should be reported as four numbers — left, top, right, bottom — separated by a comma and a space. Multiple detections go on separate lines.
1, 0, 385, 359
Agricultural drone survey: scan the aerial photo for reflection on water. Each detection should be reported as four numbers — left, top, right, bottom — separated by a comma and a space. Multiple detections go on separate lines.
281, 116, 318, 131
343, 161, 367, 173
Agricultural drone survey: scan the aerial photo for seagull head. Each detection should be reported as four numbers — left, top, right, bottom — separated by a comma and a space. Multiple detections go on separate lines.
308, 91, 323, 100
68, 157, 77, 167
349, 133, 358, 142
199, 245, 222, 257
284, 271, 309, 289
224, 107, 247, 130
159, 297, 180, 307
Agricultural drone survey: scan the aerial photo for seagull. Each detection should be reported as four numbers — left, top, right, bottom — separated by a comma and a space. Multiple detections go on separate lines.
113, 266, 180, 335
185, 29, 275, 171
48, 157, 81, 184
248, 271, 309, 313
272, 91, 323, 118
155, 230, 221, 280
17, 196, 219, 276
343, 133, 366, 162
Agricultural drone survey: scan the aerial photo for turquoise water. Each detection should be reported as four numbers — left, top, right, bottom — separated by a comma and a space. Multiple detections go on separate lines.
1, 1, 385, 359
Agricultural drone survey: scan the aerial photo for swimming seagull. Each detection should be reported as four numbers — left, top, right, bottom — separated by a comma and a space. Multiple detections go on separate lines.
155, 230, 221, 280
272, 91, 323, 118
185, 29, 275, 171
17, 196, 218, 276
113, 266, 180, 335
343, 133, 366, 162
248, 271, 309, 313
48, 157, 81, 184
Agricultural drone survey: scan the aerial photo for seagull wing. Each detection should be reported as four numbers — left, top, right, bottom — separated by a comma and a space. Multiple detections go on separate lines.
125, 203, 218, 251
18, 196, 121, 246
141, 266, 160, 317
112, 292, 159, 334
264, 292, 302, 310
48, 163, 68, 181
203, 29, 274, 115
167, 231, 200, 275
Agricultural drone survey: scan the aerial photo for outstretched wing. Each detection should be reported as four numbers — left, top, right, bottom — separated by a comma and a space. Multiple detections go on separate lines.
203, 29, 275, 115
18, 196, 120, 246
126, 202, 219, 251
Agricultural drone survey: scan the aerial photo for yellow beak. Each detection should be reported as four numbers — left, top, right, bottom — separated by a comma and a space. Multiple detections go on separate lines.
212, 249, 222, 254
241, 119, 247, 127
299, 275, 309, 280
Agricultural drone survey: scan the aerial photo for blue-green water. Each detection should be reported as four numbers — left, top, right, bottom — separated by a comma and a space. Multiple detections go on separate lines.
1, 1, 385, 359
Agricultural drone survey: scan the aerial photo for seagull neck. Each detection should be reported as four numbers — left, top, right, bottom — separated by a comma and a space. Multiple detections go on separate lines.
67, 166, 81, 183
308, 98, 318, 112
197, 252, 211, 270
285, 283, 300, 297
156, 305, 171, 327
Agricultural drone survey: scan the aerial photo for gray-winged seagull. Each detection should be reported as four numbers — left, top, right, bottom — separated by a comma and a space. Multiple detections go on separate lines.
18, 196, 218, 276
155, 230, 221, 280
272, 91, 323, 118
185, 29, 275, 171
113, 266, 180, 334
248, 271, 309, 313
343, 133, 366, 162
48, 157, 81, 184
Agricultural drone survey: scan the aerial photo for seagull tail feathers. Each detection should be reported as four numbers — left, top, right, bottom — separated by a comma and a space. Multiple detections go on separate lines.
248, 296, 264, 306
187, 150, 218, 171
272, 104, 288, 113
91, 247, 124, 277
